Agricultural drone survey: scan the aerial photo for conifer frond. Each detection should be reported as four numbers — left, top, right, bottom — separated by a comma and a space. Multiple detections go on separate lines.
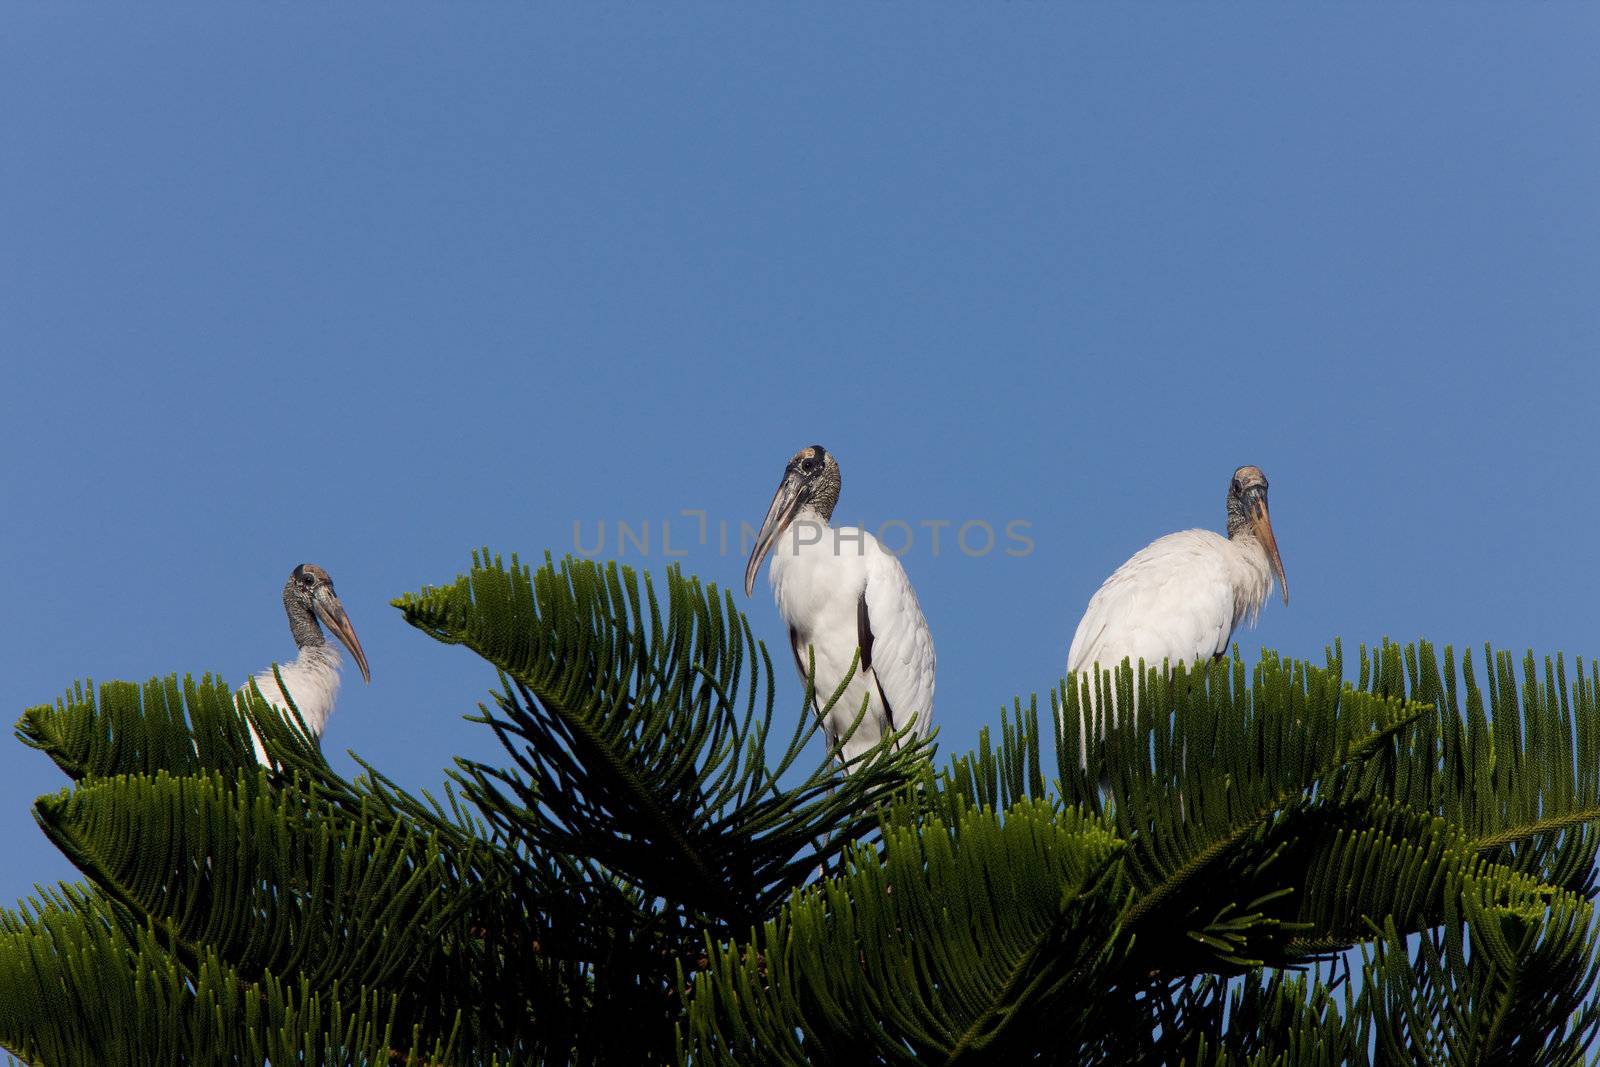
0, 886, 464, 1066
17, 674, 259, 782
31, 772, 473, 992
680, 799, 1128, 1065
1359, 641, 1600, 894
8, 672, 601, 1062
1045, 642, 1600, 976
1361, 892, 1600, 1066
1192, 963, 1368, 1066
941, 699, 1049, 815
396, 552, 931, 932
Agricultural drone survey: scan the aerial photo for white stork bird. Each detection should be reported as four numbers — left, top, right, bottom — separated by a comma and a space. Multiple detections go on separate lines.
744, 445, 936, 768
240, 563, 371, 763
1066, 465, 1288, 720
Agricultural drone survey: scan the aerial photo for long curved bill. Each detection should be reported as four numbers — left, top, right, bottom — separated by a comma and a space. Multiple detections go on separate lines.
1245, 489, 1290, 606
744, 471, 806, 597
313, 590, 373, 682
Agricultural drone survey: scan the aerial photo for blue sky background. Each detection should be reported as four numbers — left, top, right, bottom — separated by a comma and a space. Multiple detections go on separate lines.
2, 6, 1597, 913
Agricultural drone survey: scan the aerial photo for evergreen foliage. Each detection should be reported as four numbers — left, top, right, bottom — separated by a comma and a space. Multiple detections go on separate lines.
2, 551, 1598, 1064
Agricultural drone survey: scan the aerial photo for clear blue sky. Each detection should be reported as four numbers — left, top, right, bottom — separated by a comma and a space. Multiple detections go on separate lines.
3, 6, 1597, 911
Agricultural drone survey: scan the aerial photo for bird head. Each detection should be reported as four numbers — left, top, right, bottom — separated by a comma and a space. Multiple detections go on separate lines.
744, 444, 842, 597
1227, 466, 1288, 606
287, 563, 372, 682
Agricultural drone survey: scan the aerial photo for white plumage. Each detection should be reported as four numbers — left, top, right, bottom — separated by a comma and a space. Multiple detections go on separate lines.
770, 522, 936, 761
245, 645, 348, 762
239, 563, 371, 764
746, 446, 936, 766
1066, 465, 1288, 710
1067, 529, 1277, 676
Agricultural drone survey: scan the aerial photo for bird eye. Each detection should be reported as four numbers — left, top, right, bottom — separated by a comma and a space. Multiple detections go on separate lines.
801, 457, 818, 474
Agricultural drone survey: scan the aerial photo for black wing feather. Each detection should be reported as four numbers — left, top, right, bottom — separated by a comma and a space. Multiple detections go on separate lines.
858, 591, 896, 730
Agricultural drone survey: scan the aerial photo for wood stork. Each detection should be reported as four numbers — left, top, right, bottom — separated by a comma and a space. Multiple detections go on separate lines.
1066, 464, 1288, 701
744, 445, 936, 767
241, 563, 371, 762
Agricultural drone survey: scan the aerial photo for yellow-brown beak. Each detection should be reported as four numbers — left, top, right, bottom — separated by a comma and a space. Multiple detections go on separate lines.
744, 470, 807, 597
1244, 487, 1289, 606
313, 589, 372, 682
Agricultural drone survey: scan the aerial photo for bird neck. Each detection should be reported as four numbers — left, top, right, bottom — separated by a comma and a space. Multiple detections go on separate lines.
795, 501, 833, 528
809, 469, 841, 523
1225, 495, 1250, 540
1227, 522, 1272, 575
264, 644, 343, 740
295, 642, 343, 675
284, 588, 326, 651
1222, 530, 1275, 624
769, 504, 835, 563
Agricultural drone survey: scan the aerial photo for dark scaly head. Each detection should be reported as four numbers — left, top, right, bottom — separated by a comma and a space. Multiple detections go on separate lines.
1225, 465, 1289, 606
744, 444, 842, 597
283, 563, 372, 682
